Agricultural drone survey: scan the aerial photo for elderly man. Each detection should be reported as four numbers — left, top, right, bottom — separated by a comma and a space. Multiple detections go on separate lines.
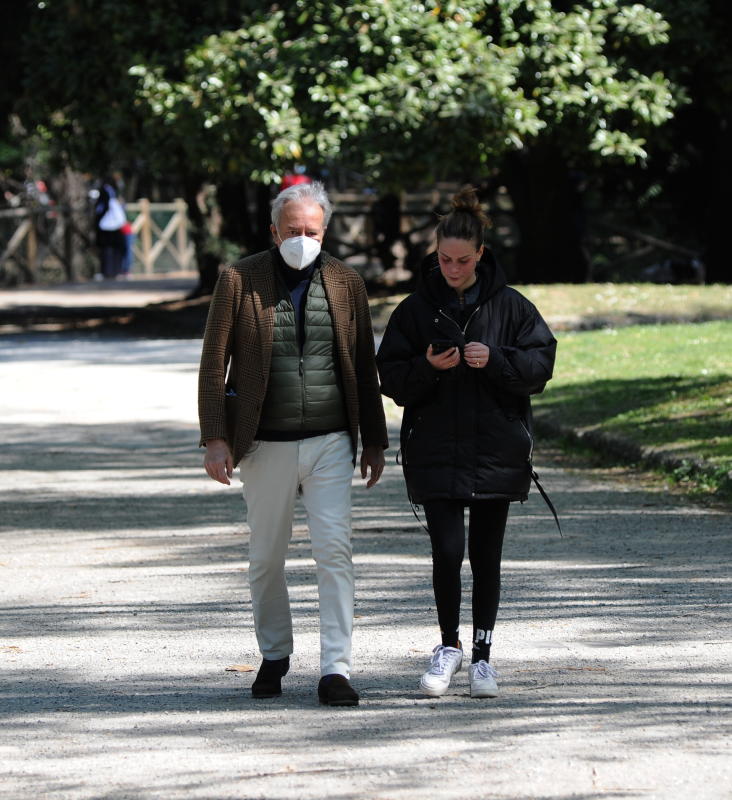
198, 181, 388, 706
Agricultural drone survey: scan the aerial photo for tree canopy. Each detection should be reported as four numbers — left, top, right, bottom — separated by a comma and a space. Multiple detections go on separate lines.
128, 0, 675, 186
15, 0, 676, 186
7, 1, 727, 283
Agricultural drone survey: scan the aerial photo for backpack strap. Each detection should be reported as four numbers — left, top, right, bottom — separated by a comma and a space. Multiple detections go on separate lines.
410, 500, 430, 534
531, 469, 563, 536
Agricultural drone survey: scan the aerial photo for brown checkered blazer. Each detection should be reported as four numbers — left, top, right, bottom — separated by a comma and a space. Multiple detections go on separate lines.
198, 249, 388, 466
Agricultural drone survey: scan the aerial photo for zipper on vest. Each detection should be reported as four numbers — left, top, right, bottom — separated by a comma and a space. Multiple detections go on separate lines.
299, 355, 305, 428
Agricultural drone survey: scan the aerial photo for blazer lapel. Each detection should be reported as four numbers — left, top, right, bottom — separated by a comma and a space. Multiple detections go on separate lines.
247, 256, 278, 379
320, 256, 353, 375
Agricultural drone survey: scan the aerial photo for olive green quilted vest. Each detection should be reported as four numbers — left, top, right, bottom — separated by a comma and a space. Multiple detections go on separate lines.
258, 270, 347, 433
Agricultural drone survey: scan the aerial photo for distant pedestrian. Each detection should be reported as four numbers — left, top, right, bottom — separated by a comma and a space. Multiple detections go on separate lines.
94, 177, 126, 279
120, 220, 135, 278
376, 185, 556, 699
279, 165, 311, 192
198, 180, 388, 706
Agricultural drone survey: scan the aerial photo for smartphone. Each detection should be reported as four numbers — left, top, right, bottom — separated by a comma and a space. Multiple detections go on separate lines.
431, 340, 457, 354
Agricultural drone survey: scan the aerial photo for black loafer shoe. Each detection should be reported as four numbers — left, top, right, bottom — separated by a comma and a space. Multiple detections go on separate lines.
317, 674, 359, 707
251, 656, 290, 698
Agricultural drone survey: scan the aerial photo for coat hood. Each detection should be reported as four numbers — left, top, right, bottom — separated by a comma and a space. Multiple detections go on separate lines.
418, 249, 508, 307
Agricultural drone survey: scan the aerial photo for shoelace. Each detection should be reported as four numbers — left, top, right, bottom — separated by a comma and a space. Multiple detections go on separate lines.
430, 647, 460, 675
472, 660, 497, 679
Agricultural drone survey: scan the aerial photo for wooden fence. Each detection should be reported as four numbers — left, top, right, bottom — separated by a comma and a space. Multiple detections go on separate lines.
0, 189, 448, 285
1, 188, 702, 286
126, 198, 194, 274
0, 198, 194, 283
0, 208, 42, 282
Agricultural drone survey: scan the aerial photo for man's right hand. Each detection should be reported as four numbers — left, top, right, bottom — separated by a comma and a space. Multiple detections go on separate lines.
203, 438, 234, 485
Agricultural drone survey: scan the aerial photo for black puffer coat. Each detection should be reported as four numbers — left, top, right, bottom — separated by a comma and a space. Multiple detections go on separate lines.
376, 253, 556, 503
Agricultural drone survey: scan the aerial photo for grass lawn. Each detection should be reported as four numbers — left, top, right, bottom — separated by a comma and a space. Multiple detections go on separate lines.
533, 320, 732, 499
521, 283, 732, 330
370, 282, 732, 334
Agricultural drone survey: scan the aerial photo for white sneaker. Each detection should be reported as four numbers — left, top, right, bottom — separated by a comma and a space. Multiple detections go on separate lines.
419, 644, 463, 697
469, 660, 499, 698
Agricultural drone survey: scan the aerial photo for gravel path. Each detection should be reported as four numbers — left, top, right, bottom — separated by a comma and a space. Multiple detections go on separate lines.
1, 331, 730, 800
0, 275, 199, 310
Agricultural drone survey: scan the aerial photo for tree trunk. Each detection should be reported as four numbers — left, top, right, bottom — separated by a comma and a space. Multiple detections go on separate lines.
183, 178, 221, 298
697, 114, 730, 283
217, 178, 273, 255
217, 178, 250, 254
501, 145, 589, 284
47, 167, 95, 281
255, 181, 273, 252
185, 177, 275, 297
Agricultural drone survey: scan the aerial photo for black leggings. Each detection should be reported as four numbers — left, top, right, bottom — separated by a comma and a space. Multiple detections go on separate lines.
423, 499, 509, 654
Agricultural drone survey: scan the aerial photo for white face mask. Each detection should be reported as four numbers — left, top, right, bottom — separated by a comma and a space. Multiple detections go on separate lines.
278, 235, 322, 270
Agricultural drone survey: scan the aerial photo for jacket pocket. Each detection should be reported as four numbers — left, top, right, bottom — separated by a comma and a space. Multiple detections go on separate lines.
482, 415, 532, 469
403, 407, 450, 470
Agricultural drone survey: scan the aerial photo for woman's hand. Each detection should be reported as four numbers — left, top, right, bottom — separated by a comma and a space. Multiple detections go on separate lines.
464, 341, 490, 369
426, 344, 460, 370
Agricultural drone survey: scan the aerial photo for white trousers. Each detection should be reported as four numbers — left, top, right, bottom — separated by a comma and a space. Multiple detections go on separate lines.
240, 432, 354, 677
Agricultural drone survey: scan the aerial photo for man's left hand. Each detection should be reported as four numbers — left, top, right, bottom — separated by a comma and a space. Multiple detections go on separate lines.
361, 445, 385, 488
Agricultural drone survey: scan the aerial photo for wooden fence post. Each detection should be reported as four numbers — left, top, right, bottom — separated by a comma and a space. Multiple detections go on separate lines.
174, 198, 188, 269
139, 198, 153, 274
26, 215, 38, 281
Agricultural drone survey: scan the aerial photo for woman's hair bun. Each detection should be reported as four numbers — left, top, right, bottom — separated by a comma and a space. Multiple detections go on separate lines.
451, 185, 489, 226
435, 184, 489, 246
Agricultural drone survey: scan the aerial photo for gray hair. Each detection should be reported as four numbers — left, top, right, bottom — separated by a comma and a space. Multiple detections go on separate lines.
271, 180, 333, 229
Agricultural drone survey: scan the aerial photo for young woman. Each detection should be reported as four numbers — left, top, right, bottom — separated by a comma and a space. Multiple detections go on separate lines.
376, 186, 556, 698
